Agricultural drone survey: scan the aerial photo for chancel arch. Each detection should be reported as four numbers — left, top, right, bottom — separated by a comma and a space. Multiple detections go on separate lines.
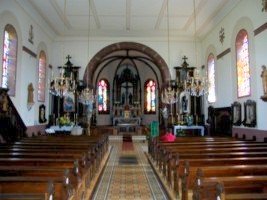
83, 42, 171, 126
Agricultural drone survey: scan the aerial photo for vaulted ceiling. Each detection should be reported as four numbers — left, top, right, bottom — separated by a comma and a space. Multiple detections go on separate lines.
25, 0, 240, 40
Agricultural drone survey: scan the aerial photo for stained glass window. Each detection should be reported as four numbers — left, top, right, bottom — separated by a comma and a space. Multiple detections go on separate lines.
1, 24, 18, 96
235, 29, 251, 97
98, 79, 109, 114
144, 79, 156, 114
38, 51, 46, 102
207, 53, 216, 103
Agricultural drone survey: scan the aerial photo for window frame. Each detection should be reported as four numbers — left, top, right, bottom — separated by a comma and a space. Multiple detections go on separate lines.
97, 79, 110, 114
235, 29, 251, 98
144, 79, 156, 114
1, 24, 18, 96
207, 53, 216, 103
37, 50, 46, 102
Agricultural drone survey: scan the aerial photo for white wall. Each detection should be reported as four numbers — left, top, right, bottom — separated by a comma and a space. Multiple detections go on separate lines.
1, 0, 266, 132
51, 37, 200, 81
202, 0, 267, 131
0, 0, 54, 126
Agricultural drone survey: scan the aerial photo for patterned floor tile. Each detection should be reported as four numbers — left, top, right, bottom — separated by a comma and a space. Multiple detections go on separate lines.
92, 140, 168, 200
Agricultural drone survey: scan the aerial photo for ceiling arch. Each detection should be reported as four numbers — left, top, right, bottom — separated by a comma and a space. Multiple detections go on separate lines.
84, 41, 171, 88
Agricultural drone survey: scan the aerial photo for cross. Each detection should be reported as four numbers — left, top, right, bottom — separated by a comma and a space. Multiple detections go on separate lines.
182, 56, 188, 62
66, 55, 72, 61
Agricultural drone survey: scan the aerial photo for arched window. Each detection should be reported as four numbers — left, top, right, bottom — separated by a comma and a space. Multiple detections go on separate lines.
1, 24, 18, 96
235, 29, 251, 97
207, 53, 216, 103
38, 51, 46, 102
144, 79, 156, 114
97, 79, 110, 114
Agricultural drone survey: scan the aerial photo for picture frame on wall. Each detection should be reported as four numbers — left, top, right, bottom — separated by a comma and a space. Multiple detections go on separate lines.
231, 101, 242, 126
243, 99, 256, 127
39, 104, 47, 123
179, 91, 190, 114
64, 92, 75, 112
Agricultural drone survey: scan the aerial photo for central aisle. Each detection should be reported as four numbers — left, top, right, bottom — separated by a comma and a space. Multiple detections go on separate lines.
92, 137, 168, 200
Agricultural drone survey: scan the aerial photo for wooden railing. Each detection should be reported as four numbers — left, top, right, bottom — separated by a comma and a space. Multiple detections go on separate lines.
0, 87, 26, 143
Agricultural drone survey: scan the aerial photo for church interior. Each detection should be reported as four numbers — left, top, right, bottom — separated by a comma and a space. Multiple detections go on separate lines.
0, 0, 267, 199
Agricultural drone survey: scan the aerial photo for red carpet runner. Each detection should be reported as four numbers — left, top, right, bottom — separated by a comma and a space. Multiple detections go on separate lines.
122, 134, 134, 151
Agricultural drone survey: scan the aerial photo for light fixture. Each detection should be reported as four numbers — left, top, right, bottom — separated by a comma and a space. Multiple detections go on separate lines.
160, 0, 179, 126
78, 0, 95, 135
49, 0, 77, 97
183, 0, 208, 97
79, 0, 94, 106
49, 55, 77, 97
262, 0, 267, 12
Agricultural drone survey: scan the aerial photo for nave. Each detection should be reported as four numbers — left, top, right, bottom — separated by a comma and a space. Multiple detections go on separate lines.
92, 136, 169, 200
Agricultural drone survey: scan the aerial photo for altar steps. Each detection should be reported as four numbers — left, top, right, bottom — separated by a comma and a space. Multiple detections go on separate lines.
109, 135, 146, 141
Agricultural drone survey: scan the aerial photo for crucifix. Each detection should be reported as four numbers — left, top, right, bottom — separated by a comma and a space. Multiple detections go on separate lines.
121, 82, 133, 106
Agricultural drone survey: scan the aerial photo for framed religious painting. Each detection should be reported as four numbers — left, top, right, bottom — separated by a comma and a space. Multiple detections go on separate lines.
179, 91, 190, 114
243, 99, 256, 127
231, 101, 242, 126
39, 104, 47, 123
64, 92, 75, 112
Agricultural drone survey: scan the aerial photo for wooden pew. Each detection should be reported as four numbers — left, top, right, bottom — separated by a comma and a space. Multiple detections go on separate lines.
0, 193, 50, 200
0, 166, 84, 200
0, 181, 53, 200
155, 140, 267, 171
149, 137, 267, 199
0, 135, 108, 200
150, 136, 248, 159
164, 145, 267, 185
0, 176, 73, 200
155, 139, 267, 177
182, 164, 267, 200
192, 172, 267, 200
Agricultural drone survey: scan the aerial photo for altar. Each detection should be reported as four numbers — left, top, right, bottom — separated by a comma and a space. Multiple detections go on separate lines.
45, 125, 83, 135
113, 117, 141, 126
113, 117, 141, 134
173, 125, 204, 136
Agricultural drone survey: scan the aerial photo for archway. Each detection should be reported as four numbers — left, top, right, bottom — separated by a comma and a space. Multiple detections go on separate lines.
83, 41, 171, 87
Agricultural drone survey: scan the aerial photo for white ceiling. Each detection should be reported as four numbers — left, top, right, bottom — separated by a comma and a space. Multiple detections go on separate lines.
27, 0, 240, 40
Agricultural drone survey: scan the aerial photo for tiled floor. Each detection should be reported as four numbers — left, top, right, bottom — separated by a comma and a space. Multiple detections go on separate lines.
92, 138, 168, 200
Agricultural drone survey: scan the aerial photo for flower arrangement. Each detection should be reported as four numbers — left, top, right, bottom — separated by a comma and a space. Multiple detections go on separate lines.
59, 114, 73, 126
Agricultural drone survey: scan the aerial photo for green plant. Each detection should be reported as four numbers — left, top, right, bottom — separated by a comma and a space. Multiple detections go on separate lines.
59, 115, 73, 126
176, 129, 185, 136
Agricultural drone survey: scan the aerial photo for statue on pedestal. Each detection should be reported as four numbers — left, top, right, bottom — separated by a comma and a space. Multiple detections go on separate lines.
261, 65, 267, 100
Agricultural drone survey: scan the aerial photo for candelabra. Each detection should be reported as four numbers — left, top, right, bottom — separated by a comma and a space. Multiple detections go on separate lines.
79, 87, 95, 135
49, 56, 77, 97
161, 85, 179, 126
184, 68, 208, 97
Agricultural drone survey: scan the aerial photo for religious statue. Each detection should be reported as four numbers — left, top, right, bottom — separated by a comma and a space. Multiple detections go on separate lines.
27, 83, 34, 110
161, 106, 168, 129
1, 93, 8, 112
261, 65, 267, 99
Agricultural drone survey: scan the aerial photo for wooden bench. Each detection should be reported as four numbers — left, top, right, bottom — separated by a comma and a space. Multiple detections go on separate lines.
193, 173, 267, 200
182, 164, 267, 200
163, 144, 267, 183
0, 193, 50, 200
0, 166, 85, 200
0, 134, 108, 200
149, 137, 267, 199
0, 176, 73, 200
154, 140, 267, 169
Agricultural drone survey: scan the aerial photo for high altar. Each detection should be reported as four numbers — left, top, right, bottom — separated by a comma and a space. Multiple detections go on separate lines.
111, 65, 142, 133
